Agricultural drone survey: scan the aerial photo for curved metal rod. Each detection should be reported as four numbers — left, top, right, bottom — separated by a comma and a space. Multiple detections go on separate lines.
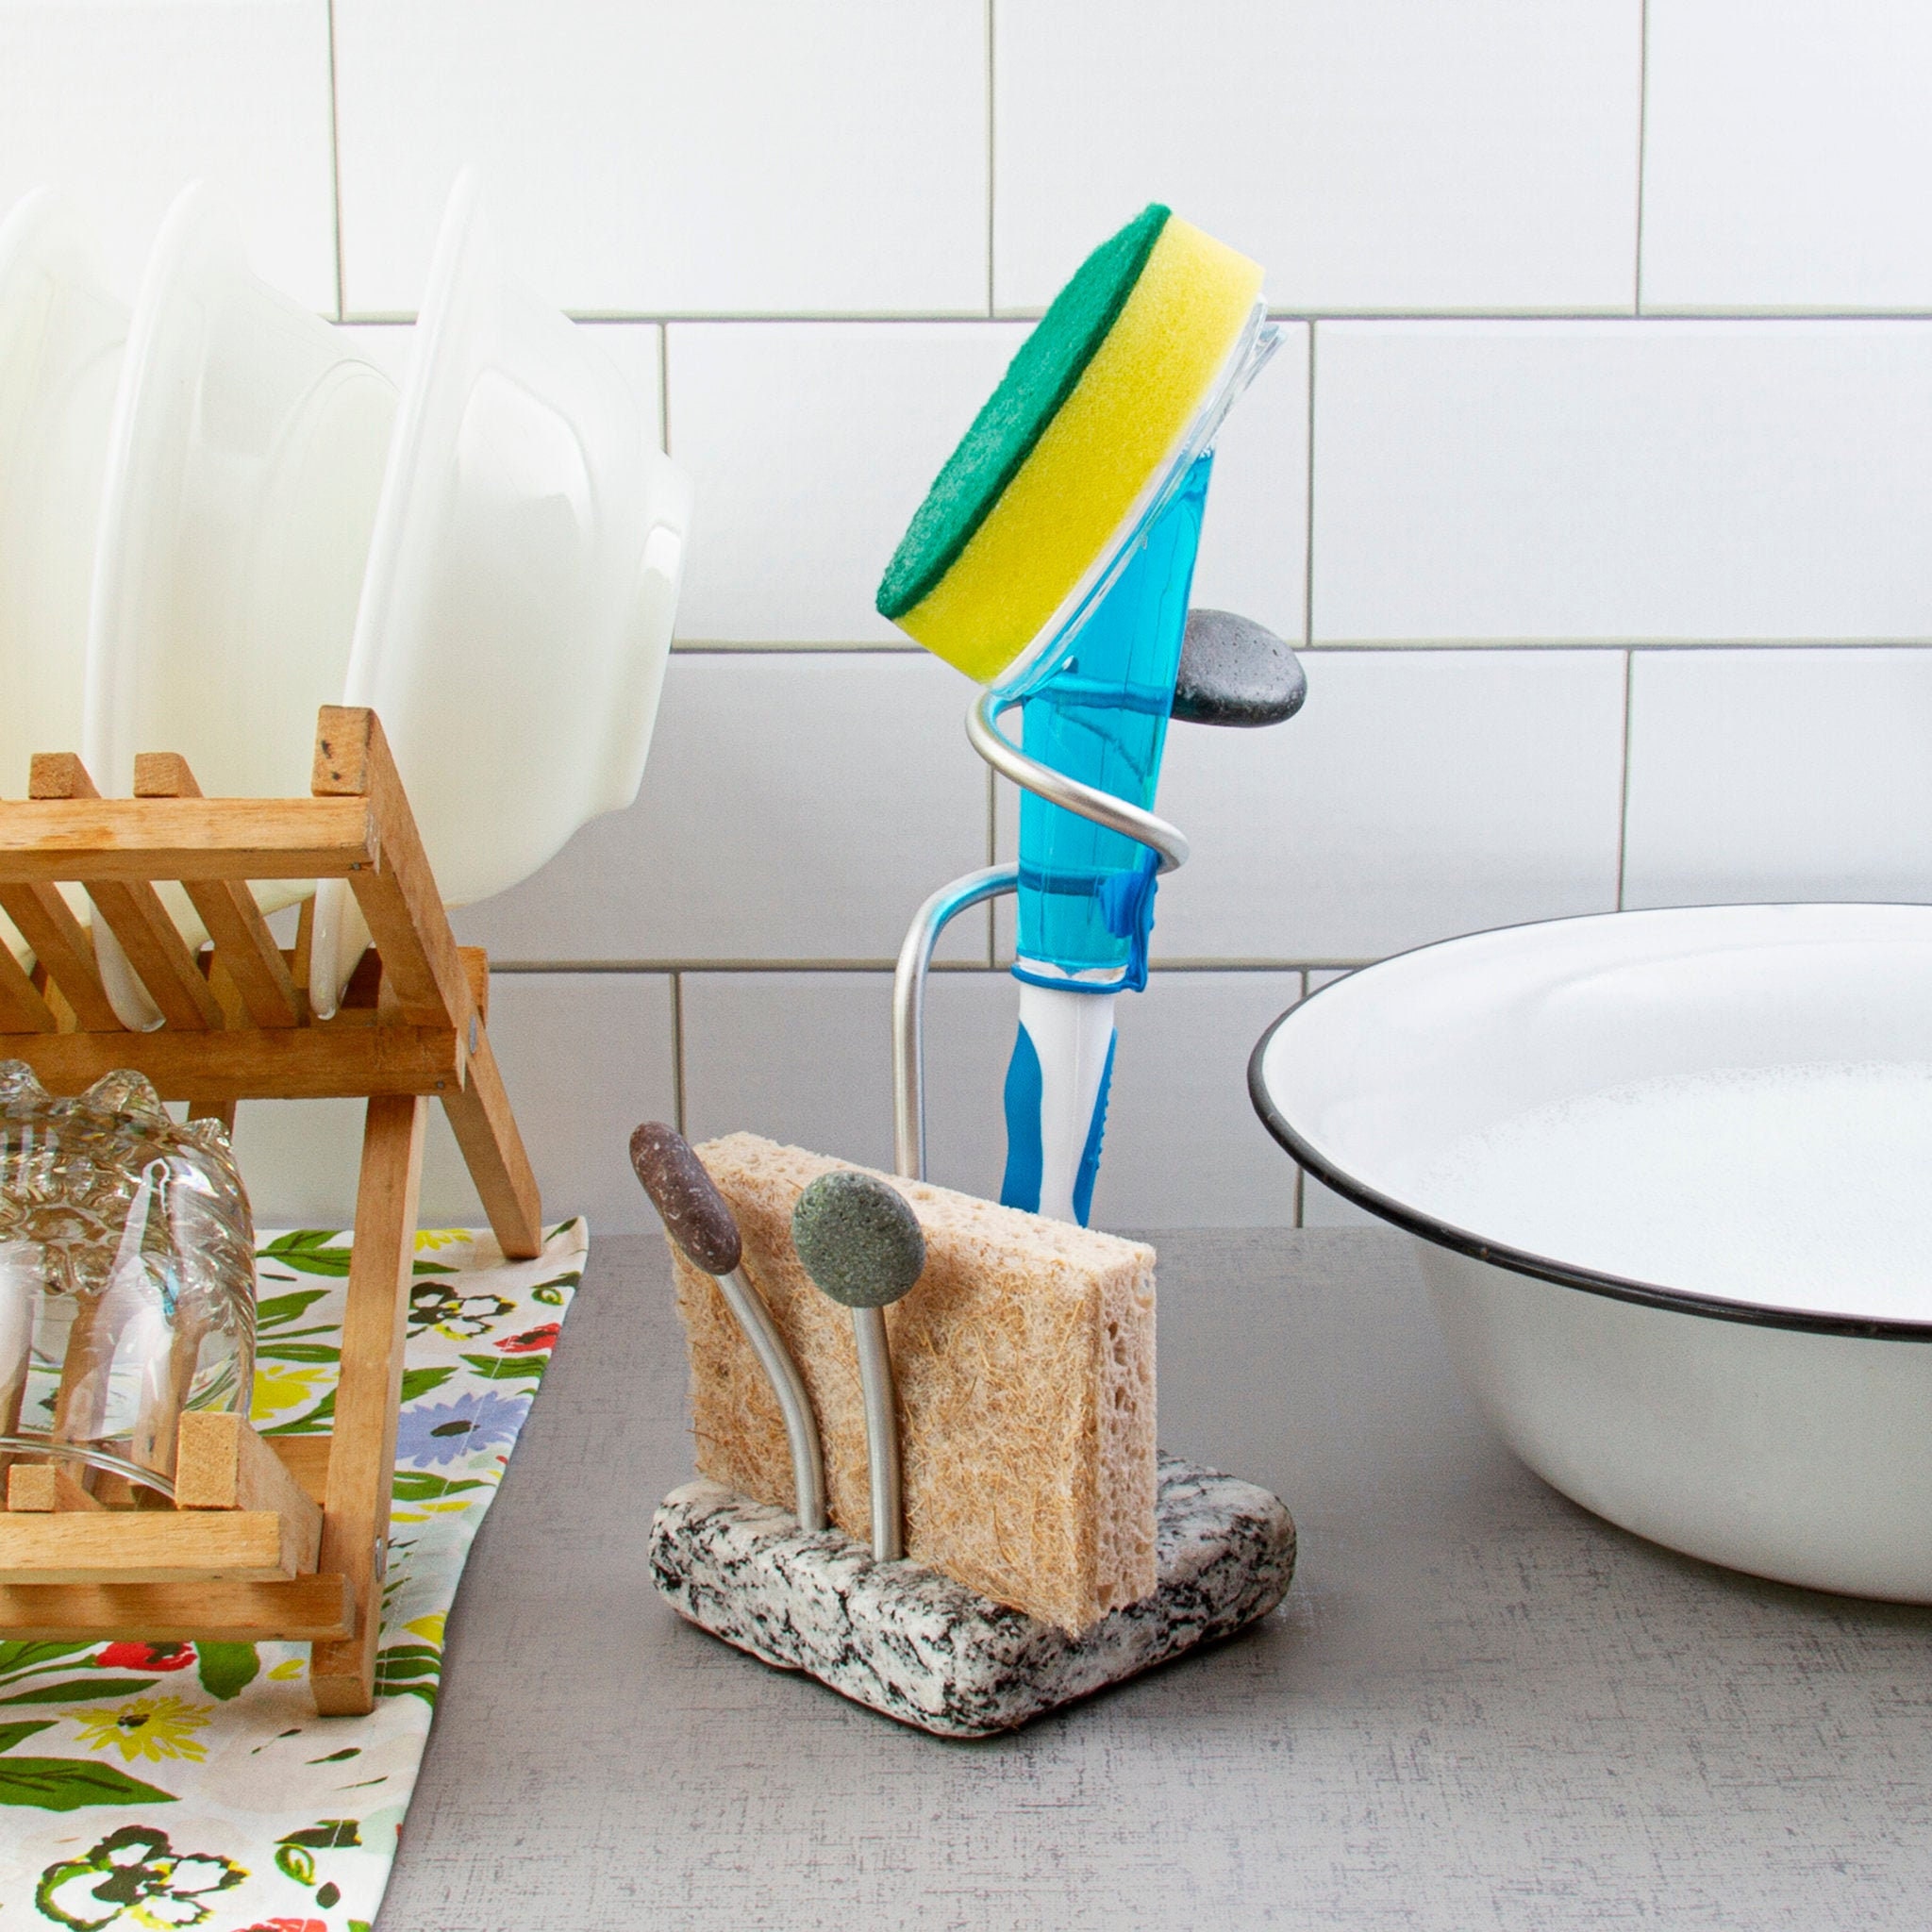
968, 690, 1189, 874
893, 863, 1019, 1181
714, 1266, 827, 1532
849, 1305, 901, 1559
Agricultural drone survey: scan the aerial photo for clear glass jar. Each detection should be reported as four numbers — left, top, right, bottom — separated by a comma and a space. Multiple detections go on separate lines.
0, 1061, 256, 1497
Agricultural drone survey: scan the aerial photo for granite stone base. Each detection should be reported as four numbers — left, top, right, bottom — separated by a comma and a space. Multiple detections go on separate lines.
649, 1454, 1295, 1738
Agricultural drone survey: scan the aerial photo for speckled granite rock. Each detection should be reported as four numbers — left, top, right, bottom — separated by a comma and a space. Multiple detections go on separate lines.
650, 1454, 1295, 1738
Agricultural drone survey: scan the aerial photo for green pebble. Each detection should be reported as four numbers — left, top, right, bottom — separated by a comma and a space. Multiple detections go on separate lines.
791, 1171, 926, 1309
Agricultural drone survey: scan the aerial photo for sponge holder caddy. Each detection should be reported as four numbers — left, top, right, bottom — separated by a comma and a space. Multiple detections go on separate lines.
648, 681, 1296, 1739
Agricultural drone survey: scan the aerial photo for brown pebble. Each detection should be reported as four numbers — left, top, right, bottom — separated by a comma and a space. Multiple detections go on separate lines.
629, 1122, 741, 1275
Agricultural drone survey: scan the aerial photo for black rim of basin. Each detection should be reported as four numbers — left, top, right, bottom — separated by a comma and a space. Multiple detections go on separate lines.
1247, 946, 1932, 1346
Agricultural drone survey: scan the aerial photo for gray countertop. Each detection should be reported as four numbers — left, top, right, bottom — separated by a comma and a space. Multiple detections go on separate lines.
378, 1228, 1932, 1930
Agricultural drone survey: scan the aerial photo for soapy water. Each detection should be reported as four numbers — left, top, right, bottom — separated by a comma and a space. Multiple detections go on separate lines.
1405, 1062, 1932, 1321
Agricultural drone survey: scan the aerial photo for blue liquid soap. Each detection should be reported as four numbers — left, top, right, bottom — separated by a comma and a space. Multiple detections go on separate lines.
1012, 452, 1210, 988
998, 452, 1211, 1224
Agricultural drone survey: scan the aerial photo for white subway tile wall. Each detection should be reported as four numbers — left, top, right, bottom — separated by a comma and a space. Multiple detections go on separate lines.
1641, 1, 1932, 313
449, 653, 993, 967
1313, 322, 1932, 645
331, 1, 989, 317
1622, 649, 1932, 910
0, 0, 338, 310
667, 323, 1024, 644
993, 0, 1644, 316
3, 3, 1925, 1231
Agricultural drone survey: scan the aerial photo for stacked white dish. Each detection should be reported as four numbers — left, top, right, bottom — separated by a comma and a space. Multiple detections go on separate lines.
0, 170, 691, 1024
0, 190, 128, 966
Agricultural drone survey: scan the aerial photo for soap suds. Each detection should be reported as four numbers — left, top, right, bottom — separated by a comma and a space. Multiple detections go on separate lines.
1405, 1062, 1932, 1321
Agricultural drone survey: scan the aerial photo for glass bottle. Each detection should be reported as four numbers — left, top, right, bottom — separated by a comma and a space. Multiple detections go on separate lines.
0, 1060, 256, 1497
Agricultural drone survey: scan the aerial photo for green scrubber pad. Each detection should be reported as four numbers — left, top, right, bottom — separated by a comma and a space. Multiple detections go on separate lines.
877, 205, 1170, 621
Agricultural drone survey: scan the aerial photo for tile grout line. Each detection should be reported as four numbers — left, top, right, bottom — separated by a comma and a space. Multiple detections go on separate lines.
1615, 647, 1636, 909
985, 0, 996, 318
671, 638, 1932, 657
658, 325, 672, 456
669, 970, 687, 1136
489, 958, 1380, 975
336, 305, 1932, 325
1304, 324, 1318, 647
325, 0, 346, 322
1634, 0, 1651, 315
340, 308, 1932, 328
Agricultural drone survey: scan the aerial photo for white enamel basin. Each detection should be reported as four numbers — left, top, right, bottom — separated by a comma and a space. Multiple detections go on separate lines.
1250, 903, 1932, 1601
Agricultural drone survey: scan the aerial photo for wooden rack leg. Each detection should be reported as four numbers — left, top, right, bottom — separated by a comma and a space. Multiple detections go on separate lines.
441, 1024, 542, 1260
309, 1094, 425, 1716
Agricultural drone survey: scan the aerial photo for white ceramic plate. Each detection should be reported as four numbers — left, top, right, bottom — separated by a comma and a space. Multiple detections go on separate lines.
83, 182, 397, 1024
308, 170, 691, 1015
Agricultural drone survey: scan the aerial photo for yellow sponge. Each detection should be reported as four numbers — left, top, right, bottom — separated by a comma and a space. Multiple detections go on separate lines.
877, 208, 1261, 685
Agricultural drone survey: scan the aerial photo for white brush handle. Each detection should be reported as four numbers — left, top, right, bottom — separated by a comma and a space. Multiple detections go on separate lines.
1005, 981, 1119, 1226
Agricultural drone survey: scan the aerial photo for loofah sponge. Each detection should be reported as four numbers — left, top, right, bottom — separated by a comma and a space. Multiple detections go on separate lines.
667, 1134, 1158, 1636
876, 204, 1262, 685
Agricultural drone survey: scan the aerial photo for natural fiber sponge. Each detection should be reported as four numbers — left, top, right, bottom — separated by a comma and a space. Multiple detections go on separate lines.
876, 205, 1262, 685
668, 1134, 1158, 1635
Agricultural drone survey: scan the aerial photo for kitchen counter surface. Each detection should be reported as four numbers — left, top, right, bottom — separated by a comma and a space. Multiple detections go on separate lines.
379, 1228, 1932, 1930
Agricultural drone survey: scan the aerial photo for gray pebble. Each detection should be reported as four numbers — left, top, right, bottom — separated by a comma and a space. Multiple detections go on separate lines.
791, 1171, 925, 1308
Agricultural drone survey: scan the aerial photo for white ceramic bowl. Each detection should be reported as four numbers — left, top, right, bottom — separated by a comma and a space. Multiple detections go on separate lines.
1251, 903, 1932, 1602
82, 183, 398, 1025
308, 171, 691, 1015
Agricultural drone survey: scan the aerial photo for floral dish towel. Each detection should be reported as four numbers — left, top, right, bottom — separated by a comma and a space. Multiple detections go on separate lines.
0, 1217, 588, 1932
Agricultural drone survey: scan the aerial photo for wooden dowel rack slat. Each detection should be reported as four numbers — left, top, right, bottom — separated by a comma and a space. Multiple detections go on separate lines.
137, 754, 302, 1029
19, 1023, 464, 1099
0, 882, 124, 1031
31, 754, 226, 1032
0, 797, 375, 881
0, 708, 540, 1713
0, 1574, 356, 1643
0, 942, 57, 1033
316, 707, 466, 1030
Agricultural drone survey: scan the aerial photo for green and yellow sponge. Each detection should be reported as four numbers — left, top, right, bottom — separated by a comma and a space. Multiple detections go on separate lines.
876, 205, 1262, 685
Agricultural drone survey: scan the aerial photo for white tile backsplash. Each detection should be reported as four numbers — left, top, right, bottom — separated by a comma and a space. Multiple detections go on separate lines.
451, 654, 991, 966
26, 5, 1932, 1244
1096, 649, 1626, 962
677, 970, 1034, 1193
1642, 1, 1932, 313
1623, 648, 1932, 909
677, 966, 1302, 1229
668, 315, 1308, 650
680, 971, 898, 1171
993, 0, 1641, 315
1190, 325, 1312, 647
0, 0, 338, 312
233, 974, 677, 1233
1314, 321, 1932, 645
667, 322, 1024, 644
1089, 972, 1302, 1231
333, 0, 988, 317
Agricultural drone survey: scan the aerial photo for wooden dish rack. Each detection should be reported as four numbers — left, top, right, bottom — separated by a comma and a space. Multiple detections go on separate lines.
0, 707, 539, 1715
